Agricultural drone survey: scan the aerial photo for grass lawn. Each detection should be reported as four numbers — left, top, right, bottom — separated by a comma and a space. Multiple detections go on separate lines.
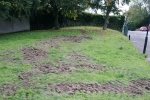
0, 26, 150, 100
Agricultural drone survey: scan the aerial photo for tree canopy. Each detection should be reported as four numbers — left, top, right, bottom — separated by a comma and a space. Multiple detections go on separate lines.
40, 0, 89, 29
0, 0, 130, 30
127, 0, 149, 29
90, 0, 130, 30
0, 0, 37, 19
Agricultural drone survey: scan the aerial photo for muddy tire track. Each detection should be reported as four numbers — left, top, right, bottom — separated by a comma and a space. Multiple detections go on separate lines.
45, 79, 150, 95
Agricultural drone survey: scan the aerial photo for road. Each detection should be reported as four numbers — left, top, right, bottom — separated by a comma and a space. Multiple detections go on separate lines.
128, 31, 150, 62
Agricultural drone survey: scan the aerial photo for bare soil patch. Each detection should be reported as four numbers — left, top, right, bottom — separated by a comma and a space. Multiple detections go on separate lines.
38, 63, 72, 74
38, 62, 104, 74
53, 36, 92, 43
46, 79, 150, 95
18, 52, 105, 86
38, 40, 60, 49
21, 51, 105, 76
67, 54, 91, 62
66, 54, 105, 71
18, 47, 49, 84
37, 35, 92, 51
131, 79, 150, 91
74, 63, 105, 71
62, 36, 85, 43
0, 82, 17, 96
22, 46, 48, 64
79, 29, 88, 36
18, 68, 41, 85
18, 33, 149, 96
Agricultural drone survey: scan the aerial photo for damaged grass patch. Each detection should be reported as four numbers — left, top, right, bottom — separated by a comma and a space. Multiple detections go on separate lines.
45, 81, 144, 95
1, 26, 150, 99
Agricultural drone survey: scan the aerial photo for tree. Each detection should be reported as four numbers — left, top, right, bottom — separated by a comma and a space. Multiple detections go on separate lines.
90, 0, 130, 30
0, 1, 11, 19
42, 0, 89, 29
0, 0, 40, 20
143, 0, 150, 13
127, 0, 148, 29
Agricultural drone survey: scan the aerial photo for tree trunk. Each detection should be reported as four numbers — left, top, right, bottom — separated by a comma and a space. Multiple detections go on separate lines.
103, 6, 112, 30
54, 7, 59, 29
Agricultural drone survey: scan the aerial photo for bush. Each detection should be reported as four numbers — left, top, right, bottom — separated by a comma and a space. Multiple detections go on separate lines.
30, 12, 125, 31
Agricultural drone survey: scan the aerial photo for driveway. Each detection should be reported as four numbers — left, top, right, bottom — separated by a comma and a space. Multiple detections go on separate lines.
128, 31, 150, 62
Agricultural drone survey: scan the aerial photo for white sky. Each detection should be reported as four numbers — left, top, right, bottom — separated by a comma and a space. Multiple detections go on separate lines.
120, 4, 129, 12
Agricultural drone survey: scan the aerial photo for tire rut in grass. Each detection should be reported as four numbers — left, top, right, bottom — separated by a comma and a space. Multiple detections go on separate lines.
79, 29, 92, 40
0, 82, 17, 96
20, 47, 105, 76
36, 35, 92, 52
131, 79, 150, 91
0, 50, 21, 63
37, 53, 106, 74
2, 30, 150, 97
16, 33, 93, 83
38, 63, 72, 74
18, 52, 105, 87
66, 54, 106, 71
46, 80, 150, 95
19, 47, 49, 85
38, 40, 60, 49
41, 36, 92, 44
79, 29, 88, 35
2, 79, 150, 97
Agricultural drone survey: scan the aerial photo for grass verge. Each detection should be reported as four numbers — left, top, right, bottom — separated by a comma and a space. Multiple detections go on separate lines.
0, 26, 150, 100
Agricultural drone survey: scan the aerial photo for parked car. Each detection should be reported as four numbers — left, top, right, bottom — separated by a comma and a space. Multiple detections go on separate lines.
140, 26, 147, 31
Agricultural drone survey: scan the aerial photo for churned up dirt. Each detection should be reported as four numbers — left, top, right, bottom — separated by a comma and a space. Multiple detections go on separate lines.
79, 29, 88, 34
46, 79, 150, 95
22, 47, 48, 62
38, 40, 60, 49
38, 63, 72, 74
0, 82, 17, 96
131, 79, 150, 91
2, 31, 150, 97
66, 54, 105, 71
18, 52, 105, 83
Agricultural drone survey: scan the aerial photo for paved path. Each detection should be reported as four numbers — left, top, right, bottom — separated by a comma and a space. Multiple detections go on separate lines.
128, 31, 150, 62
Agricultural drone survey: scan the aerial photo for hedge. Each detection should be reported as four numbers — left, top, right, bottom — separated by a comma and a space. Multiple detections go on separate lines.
30, 12, 125, 31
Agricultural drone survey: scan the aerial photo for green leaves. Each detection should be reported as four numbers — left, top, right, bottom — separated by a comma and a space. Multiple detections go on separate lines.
0, 1, 11, 19
0, 0, 40, 19
127, 0, 149, 28
44, 0, 89, 18
90, 0, 130, 30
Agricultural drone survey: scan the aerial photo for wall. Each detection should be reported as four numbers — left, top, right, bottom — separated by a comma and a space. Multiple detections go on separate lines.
0, 17, 30, 34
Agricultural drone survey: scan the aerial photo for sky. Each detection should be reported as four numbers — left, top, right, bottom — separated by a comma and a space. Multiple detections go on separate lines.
120, 4, 129, 12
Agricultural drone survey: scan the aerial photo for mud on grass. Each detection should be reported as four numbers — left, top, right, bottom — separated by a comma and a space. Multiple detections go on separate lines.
0, 82, 17, 96
1, 27, 150, 99
1, 79, 150, 98
19, 47, 150, 97
43, 79, 150, 96
18, 51, 106, 84
18, 31, 101, 83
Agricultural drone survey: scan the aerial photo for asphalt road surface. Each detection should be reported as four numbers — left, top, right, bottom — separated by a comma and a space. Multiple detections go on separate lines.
128, 31, 150, 62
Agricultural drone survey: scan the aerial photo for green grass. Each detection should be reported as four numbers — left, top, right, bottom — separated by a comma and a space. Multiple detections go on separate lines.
5, 92, 150, 100
0, 26, 150, 99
